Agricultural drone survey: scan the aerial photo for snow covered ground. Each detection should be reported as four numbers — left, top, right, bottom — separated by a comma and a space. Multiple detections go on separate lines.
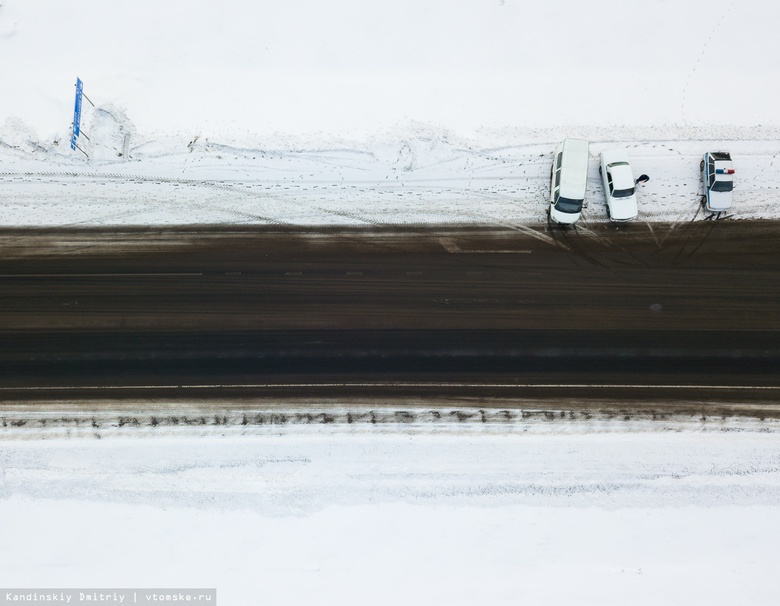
2, 418, 780, 605
2, 1, 780, 226
2, 134, 780, 226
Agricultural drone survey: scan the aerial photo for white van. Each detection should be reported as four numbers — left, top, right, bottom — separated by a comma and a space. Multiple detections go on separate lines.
549, 138, 589, 225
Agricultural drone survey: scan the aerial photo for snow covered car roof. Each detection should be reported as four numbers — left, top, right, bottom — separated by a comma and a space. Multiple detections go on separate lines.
710, 153, 734, 187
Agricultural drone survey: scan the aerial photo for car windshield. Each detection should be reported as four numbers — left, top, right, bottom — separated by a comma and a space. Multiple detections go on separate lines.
555, 197, 582, 213
712, 181, 733, 192
612, 187, 635, 198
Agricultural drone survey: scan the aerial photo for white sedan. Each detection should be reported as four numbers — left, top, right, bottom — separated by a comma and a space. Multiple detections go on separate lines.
598, 150, 638, 221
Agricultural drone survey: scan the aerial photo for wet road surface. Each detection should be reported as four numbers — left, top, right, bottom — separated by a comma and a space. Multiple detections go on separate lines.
0, 221, 778, 413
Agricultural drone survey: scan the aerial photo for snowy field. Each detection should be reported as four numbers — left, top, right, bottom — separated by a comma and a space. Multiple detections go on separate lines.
2, 418, 780, 605
2, 1, 780, 225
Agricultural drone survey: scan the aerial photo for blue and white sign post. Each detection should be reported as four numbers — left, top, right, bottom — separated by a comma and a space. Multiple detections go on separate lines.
70, 77, 94, 156
70, 77, 83, 150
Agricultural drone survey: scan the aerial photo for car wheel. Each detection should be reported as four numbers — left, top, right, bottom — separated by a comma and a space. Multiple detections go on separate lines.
700, 160, 705, 172
598, 165, 602, 176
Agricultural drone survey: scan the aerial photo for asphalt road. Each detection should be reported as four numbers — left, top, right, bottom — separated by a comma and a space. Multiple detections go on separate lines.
0, 220, 778, 412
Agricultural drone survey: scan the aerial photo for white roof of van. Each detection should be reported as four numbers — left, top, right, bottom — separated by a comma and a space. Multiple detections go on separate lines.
562, 138, 589, 154
559, 139, 589, 198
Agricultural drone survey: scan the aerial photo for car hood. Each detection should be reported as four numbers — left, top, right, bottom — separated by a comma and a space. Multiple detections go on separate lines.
707, 190, 732, 211
610, 196, 638, 221
550, 207, 580, 224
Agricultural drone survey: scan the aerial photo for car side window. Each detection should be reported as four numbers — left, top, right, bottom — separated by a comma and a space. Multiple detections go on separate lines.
556, 152, 562, 169
553, 191, 559, 203
555, 170, 561, 187
607, 172, 614, 194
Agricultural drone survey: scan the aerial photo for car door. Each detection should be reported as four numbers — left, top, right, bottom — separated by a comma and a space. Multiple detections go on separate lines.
707, 156, 716, 198
551, 151, 562, 204
606, 170, 615, 210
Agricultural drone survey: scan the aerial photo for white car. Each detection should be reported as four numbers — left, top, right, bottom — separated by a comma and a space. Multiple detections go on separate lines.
549, 138, 590, 225
700, 151, 734, 212
598, 150, 638, 221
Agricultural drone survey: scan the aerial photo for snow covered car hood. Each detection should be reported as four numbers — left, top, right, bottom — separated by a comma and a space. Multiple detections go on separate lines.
609, 196, 638, 221
707, 189, 732, 211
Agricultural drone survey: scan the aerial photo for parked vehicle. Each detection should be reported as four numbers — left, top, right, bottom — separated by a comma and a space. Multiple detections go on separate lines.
549, 138, 589, 225
700, 151, 734, 212
598, 150, 638, 221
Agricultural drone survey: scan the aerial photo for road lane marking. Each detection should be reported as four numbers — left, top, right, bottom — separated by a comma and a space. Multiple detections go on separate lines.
0, 273, 203, 278
3, 383, 779, 391
438, 238, 532, 254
